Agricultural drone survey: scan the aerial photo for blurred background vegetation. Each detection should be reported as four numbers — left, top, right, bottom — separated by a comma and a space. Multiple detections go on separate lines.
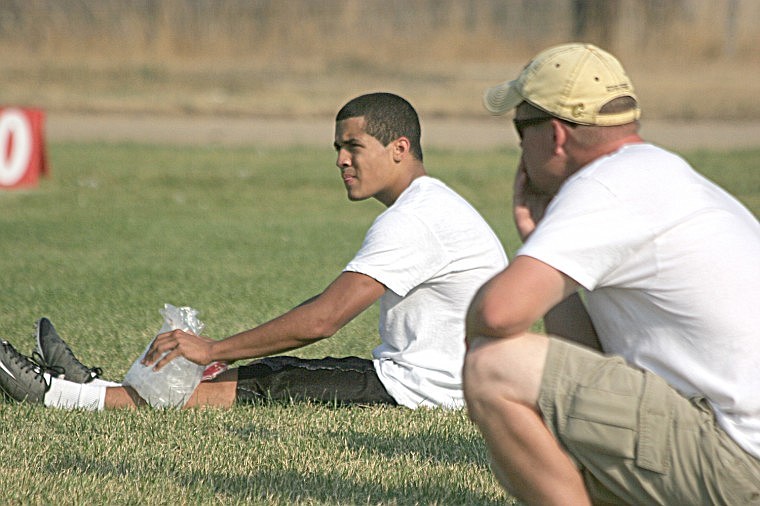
1, 0, 758, 120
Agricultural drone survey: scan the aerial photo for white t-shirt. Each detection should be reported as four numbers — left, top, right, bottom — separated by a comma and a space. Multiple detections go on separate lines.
344, 176, 507, 409
519, 143, 760, 457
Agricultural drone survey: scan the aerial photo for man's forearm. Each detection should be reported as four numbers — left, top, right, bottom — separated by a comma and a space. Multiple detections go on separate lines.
209, 301, 333, 363
209, 271, 387, 364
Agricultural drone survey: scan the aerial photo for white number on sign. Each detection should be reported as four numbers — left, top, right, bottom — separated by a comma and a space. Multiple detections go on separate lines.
0, 109, 33, 186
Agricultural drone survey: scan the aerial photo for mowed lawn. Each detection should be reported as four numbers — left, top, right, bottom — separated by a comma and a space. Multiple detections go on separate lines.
0, 142, 757, 505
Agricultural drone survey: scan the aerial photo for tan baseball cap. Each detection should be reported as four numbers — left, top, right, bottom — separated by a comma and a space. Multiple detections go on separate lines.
484, 43, 640, 126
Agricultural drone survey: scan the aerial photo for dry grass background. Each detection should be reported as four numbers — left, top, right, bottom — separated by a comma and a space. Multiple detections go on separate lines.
1, 0, 759, 122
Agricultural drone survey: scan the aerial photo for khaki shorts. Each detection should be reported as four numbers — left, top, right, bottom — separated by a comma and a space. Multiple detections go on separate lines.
538, 338, 760, 505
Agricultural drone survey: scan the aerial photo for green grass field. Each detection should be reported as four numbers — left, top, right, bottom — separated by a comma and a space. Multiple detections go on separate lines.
1, 142, 758, 505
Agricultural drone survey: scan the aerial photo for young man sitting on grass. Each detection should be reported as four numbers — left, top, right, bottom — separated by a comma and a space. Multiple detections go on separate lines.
0, 92, 507, 411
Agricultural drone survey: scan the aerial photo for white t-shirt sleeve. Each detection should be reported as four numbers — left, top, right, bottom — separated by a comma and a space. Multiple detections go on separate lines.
519, 177, 656, 290
344, 209, 448, 297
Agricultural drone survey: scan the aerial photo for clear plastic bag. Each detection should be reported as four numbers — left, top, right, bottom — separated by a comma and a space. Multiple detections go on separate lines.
122, 304, 206, 408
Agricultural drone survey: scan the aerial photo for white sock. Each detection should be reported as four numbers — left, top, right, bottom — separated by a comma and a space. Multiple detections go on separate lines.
43, 374, 107, 411
88, 378, 121, 387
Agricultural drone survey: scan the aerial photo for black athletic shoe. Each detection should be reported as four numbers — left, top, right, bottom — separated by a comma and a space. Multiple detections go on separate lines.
34, 318, 101, 384
0, 339, 49, 403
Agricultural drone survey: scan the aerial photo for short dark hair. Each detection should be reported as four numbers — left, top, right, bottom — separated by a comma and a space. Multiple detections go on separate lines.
598, 96, 639, 115
336, 92, 423, 161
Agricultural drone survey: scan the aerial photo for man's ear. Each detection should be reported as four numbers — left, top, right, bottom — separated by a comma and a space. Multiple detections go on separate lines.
551, 119, 568, 156
391, 136, 411, 162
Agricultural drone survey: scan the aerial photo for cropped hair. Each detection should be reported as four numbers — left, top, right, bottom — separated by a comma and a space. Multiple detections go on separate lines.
598, 96, 639, 115
336, 92, 423, 161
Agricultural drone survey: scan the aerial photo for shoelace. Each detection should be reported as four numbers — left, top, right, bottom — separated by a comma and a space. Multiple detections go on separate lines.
2, 341, 49, 386
32, 349, 102, 385
31, 351, 65, 378
38, 335, 103, 380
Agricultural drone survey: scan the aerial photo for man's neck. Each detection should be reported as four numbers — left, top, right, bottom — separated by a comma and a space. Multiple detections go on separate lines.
376, 163, 427, 207
569, 133, 644, 175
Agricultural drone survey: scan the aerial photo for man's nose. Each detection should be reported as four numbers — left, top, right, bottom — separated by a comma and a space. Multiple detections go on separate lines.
336, 150, 351, 169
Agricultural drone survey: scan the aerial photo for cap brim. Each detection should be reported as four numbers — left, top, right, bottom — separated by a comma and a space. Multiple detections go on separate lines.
483, 79, 523, 115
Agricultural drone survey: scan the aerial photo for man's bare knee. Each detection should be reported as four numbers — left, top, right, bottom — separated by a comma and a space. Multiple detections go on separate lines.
463, 334, 549, 413
463, 345, 499, 396
463, 340, 516, 423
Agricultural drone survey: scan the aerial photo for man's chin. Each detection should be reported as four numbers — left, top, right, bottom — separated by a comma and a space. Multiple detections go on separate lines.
346, 191, 370, 202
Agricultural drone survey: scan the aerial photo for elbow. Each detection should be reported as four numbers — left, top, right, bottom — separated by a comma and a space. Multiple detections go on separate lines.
466, 301, 503, 338
466, 293, 530, 340
306, 316, 342, 341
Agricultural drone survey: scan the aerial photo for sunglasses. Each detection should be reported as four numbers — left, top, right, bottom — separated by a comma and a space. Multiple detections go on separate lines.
512, 116, 554, 140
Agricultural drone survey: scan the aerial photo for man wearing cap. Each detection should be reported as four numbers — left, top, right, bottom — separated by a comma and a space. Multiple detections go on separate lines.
463, 43, 760, 504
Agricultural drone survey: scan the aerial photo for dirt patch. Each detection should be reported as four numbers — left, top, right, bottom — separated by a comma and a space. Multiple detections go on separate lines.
46, 112, 760, 152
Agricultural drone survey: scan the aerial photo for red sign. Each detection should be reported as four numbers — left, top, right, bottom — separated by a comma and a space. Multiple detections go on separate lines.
0, 108, 49, 189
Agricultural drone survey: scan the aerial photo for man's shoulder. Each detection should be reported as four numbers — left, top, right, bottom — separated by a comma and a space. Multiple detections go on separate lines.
396, 176, 472, 209
599, 142, 682, 168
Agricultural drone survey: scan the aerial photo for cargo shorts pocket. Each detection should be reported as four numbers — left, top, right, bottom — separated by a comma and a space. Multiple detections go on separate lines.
565, 384, 638, 460
563, 366, 671, 475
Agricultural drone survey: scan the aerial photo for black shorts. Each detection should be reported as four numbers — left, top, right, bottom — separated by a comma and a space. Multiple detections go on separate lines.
235, 355, 398, 406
